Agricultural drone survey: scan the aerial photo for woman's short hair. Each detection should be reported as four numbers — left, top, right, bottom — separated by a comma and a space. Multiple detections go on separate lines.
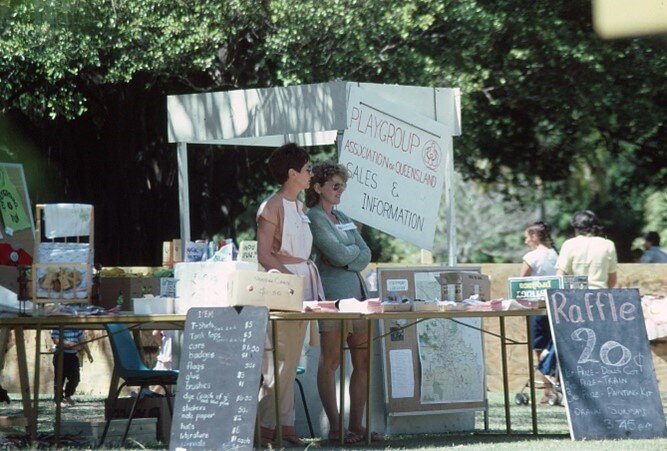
571, 210, 603, 236
268, 143, 310, 184
305, 162, 349, 208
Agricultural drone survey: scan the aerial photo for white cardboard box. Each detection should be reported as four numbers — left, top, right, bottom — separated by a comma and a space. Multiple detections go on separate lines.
132, 296, 175, 314
227, 270, 304, 311
174, 261, 258, 314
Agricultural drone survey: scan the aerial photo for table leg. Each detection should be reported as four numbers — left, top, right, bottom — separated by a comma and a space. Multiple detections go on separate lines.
365, 318, 374, 446
54, 325, 65, 446
14, 327, 33, 441
338, 318, 346, 445
32, 327, 42, 441
272, 320, 282, 446
499, 317, 511, 434
526, 316, 537, 435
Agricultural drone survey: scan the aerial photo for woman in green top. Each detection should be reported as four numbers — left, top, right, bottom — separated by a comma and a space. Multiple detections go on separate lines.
306, 162, 382, 443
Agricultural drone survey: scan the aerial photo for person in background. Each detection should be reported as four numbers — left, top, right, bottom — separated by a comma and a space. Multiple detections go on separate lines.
631, 248, 645, 263
306, 162, 382, 443
149, 330, 174, 395
0, 384, 9, 404
51, 328, 93, 407
256, 142, 324, 447
640, 231, 667, 263
556, 210, 618, 289
520, 221, 558, 403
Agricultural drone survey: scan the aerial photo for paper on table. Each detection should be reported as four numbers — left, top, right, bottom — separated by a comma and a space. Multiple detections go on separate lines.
389, 349, 414, 399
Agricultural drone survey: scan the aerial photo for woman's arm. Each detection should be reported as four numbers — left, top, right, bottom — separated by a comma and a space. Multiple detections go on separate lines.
257, 218, 291, 273
346, 225, 372, 272
309, 210, 360, 267
520, 261, 532, 277
607, 272, 617, 289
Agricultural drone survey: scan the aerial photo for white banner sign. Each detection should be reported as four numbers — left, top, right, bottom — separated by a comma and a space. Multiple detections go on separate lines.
338, 87, 451, 250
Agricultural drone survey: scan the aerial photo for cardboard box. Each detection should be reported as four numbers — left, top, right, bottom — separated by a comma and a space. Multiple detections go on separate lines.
132, 296, 175, 315
174, 261, 258, 314
172, 239, 182, 263
227, 270, 304, 311
508, 275, 588, 305
62, 417, 157, 445
99, 276, 161, 311
105, 397, 170, 443
162, 241, 173, 267
437, 271, 491, 302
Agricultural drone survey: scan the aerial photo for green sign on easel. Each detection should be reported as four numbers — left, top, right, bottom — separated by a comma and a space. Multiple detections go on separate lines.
0, 166, 31, 234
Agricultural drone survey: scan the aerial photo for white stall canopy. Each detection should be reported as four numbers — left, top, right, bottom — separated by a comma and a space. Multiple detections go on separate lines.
167, 81, 461, 262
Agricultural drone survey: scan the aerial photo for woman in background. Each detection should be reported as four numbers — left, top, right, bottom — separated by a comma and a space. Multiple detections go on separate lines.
306, 162, 382, 443
256, 142, 324, 447
556, 210, 617, 289
520, 221, 558, 403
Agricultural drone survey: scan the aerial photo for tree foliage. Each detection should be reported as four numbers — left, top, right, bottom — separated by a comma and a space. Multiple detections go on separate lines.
0, 0, 665, 264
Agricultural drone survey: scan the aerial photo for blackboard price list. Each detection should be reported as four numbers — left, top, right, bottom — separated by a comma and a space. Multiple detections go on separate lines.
548, 289, 666, 440
170, 307, 268, 450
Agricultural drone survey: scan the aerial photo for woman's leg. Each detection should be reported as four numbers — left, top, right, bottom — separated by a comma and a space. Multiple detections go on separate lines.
347, 320, 368, 435
347, 323, 369, 435
257, 320, 308, 431
317, 328, 342, 436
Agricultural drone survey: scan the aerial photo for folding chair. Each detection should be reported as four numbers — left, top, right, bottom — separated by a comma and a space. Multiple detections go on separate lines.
99, 323, 178, 447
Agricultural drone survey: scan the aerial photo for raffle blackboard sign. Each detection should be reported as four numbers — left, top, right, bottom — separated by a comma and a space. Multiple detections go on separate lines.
547, 289, 666, 440
170, 306, 268, 450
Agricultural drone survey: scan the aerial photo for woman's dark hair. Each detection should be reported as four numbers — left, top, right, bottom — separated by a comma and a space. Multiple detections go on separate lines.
525, 221, 555, 249
571, 210, 603, 236
643, 231, 661, 247
268, 142, 310, 184
305, 162, 349, 208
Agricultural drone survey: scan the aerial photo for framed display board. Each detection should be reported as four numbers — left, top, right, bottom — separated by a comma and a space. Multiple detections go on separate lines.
0, 163, 35, 260
170, 306, 268, 450
377, 265, 487, 416
547, 288, 666, 440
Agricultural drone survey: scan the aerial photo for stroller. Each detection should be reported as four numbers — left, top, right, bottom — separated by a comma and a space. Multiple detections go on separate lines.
515, 342, 563, 406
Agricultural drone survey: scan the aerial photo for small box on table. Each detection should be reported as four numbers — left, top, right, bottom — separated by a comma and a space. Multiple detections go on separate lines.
436, 271, 491, 302
508, 275, 588, 307
99, 276, 160, 311
132, 296, 175, 314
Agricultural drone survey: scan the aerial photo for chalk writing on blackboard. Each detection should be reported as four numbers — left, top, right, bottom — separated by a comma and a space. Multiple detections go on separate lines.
170, 306, 268, 450
547, 289, 666, 440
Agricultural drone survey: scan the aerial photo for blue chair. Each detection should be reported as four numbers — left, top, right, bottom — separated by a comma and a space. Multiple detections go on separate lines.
295, 366, 314, 438
99, 323, 178, 447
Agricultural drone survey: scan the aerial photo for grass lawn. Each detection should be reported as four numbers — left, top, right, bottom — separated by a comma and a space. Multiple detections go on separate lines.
1, 392, 666, 449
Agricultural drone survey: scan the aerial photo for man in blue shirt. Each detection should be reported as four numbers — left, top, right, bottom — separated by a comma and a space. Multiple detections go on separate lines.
640, 231, 667, 263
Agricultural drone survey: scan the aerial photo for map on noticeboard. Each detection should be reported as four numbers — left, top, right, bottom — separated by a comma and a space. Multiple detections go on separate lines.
417, 318, 485, 404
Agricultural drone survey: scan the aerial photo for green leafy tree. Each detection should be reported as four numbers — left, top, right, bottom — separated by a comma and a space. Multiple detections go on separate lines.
0, 0, 664, 264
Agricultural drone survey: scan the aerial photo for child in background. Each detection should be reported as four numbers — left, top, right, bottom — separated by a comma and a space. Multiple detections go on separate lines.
149, 330, 174, 395
152, 330, 173, 370
51, 328, 93, 406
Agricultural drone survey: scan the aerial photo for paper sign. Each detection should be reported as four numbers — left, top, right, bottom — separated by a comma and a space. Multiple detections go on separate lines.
386, 278, 409, 292
238, 241, 258, 264
339, 86, 451, 250
389, 349, 415, 398
0, 167, 31, 233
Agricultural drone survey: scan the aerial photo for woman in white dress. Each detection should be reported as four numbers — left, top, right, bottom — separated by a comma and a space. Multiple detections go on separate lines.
256, 142, 325, 446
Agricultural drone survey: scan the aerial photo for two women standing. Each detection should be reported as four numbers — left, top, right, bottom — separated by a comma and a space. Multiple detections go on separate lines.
256, 146, 378, 446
